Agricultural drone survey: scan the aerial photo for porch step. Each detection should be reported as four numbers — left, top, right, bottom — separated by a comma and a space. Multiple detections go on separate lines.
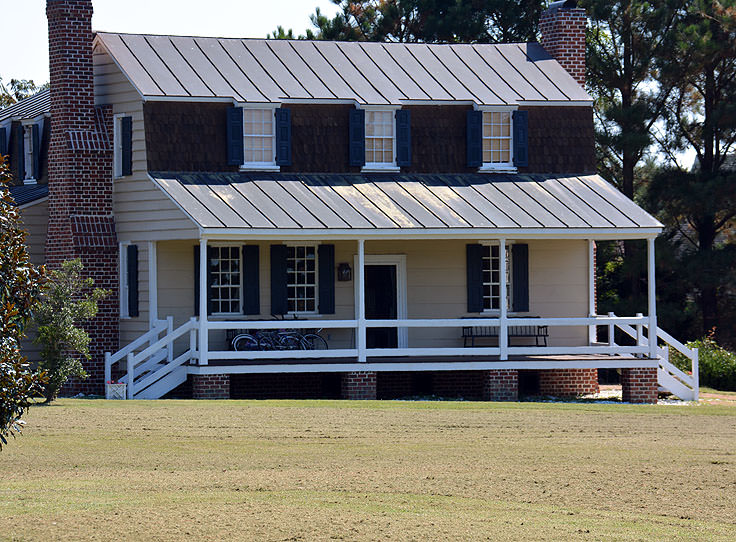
134, 365, 188, 399
658, 362, 696, 401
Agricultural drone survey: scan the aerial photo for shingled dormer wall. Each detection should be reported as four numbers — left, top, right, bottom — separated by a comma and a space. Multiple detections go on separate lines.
46, 0, 118, 395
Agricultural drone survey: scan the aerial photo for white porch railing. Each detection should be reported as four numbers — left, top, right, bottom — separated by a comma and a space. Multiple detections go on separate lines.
611, 312, 699, 401
203, 315, 653, 362
107, 313, 699, 400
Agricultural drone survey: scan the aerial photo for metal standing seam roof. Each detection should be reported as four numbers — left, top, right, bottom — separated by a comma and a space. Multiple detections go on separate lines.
0, 89, 50, 123
96, 33, 592, 106
9, 183, 49, 207
149, 172, 662, 233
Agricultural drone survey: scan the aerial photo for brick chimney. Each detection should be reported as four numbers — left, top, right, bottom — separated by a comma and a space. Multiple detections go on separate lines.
539, 0, 587, 87
46, 0, 118, 395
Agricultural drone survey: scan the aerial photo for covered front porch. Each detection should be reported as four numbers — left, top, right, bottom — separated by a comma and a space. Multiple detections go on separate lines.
106, 172, 698, 400
106, 233, 697, 402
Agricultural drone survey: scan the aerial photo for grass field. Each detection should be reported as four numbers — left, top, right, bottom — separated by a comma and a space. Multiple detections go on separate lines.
1, 399, 735, 541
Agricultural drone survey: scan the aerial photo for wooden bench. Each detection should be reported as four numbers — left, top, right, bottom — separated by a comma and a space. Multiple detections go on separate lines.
462, 319, 549, 347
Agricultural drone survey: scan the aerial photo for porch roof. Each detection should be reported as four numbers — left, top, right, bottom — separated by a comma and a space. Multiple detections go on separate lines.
149, 172, 662, 238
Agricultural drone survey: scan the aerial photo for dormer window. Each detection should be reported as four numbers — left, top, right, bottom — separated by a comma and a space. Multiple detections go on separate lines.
226, 106, 290, 171
23, 126, 35, 184
482, 111, 512, 167
365, 110, 395, 167
243, 108, 275, 166
18, 121, 43, 185
467, 108, 527, 172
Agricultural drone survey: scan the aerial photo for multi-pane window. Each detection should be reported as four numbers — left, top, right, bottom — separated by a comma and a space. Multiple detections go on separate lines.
243, 109, 274, 164
365, 110, 394, 164
209, 246, 241, 314
287, 245, 317, 313
482, 111, 512, 165
23, 126, 34, 181
482, 244, 511, 311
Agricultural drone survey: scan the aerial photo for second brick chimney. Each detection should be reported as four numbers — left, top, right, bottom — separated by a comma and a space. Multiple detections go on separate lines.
540, 0, 587, 87
46, 0, 118, 395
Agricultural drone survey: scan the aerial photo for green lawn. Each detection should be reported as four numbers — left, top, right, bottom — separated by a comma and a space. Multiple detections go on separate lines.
2, 399, 735, 541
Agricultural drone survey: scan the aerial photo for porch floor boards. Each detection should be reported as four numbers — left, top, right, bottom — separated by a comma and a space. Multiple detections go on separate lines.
203, 354, 641, 367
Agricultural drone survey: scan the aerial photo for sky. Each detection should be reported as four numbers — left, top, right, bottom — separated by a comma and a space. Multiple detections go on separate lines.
0, 0, 341, 85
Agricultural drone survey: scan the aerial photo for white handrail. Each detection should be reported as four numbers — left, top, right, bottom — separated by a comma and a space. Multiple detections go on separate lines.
612, 313, 699, 400
363, 316, 647, 328
132, 318, 197, 364
107, 319, 167, 366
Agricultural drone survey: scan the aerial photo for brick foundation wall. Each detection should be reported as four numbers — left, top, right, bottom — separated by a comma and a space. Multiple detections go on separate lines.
192, 374, 230, 400
538, 369, 599, 396
483, 370, 519, 401
341, 371, 377, 400
540, 3, 587, 87
621, 368, 658, 404
47, 1, 118, 396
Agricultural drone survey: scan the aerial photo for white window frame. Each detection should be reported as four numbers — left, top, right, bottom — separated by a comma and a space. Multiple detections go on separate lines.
362, 106, 400, 173
119, 242, 131, 319
208, 243, 244, 317
240, 104, 280, 172
21, 121, 36, 185
113, 113, 126, 179
480, 241, 513, 313
286, 242, 320, 316
478, 106, 517, 174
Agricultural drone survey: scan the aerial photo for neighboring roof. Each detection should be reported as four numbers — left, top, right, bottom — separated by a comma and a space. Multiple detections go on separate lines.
9, 183, 48, 207
150, 172, 661, 236
0, 89, 50, 123
96, 33, 591, 106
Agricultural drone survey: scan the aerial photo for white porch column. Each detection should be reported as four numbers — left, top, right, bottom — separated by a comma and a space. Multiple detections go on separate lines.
199, 238, 209, 366
148, 241, 158, 329
357, 239, 367, 362
647, 237, 658, 359
499, 238, 508, 360
588, 239, 596, 345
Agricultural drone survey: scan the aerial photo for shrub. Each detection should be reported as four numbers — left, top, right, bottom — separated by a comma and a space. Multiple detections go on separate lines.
671, 331, 736, 391
0, 155, 46, 449
34, 259, 108, 403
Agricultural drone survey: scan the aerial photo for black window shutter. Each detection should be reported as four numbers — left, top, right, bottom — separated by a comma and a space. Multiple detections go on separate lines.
226, 106, 244, 166
16, 124, 25, 181
275, 108, 292, 166
318, 244, 335, 314
466, 110, 482, 168
349, 108, 365, 167
512, 244, 529, 312
0, 127, 7, 157
121, 116, 133, 176
31, 123, 40, 180
466, 244, 483, 312
127, 244, 139, 317
395, 109, 411, 167
193, 246, 200, 316
512, 110, 529, 167
270, 244, 288, 315
243, 245, 260, 315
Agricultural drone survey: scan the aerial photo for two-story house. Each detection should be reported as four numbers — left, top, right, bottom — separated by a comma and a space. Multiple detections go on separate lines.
5, 0, 699, 402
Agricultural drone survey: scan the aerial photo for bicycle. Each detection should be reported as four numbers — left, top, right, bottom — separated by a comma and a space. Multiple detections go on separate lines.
231, 315, 328, 352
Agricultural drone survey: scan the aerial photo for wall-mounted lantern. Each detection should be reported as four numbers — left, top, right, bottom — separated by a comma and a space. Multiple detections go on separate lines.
337, 262, 352, 282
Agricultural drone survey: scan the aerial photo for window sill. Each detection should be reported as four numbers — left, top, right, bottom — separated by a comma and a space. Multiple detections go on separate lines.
240, 164, 280, 172
23, 178, 37, 186
361, 165, 401, 173
479, 166, 517, 174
